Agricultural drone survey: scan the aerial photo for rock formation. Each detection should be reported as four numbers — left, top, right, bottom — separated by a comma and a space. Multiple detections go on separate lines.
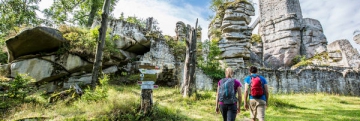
301, 18, 327, 58
354, 30, 360, 45
208, 1, 255, 68
6, 27, 67, 62
327, 39, 360, 68
258, 0, 328, 68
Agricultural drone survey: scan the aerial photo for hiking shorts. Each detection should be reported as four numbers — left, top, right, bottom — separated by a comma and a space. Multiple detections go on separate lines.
249, 99, 266, 120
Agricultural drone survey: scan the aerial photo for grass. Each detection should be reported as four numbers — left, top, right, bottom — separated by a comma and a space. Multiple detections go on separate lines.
2, 85, 360, 121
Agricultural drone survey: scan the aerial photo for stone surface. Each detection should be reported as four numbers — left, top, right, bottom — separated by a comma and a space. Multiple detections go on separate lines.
327, 39, 360, 68
175, 21, 187, 41
109, 19, 150, 55
259, 0, 303, 68
233, 66, 360, 96
258, 0, 330, 68
10, 58, 68, 82
6, 27, 66, 62
354, 33, 360, 45
301, 18, 327, 58
63, 73, 92, 89
139, 38, 177, 86
208, 1, 255, 68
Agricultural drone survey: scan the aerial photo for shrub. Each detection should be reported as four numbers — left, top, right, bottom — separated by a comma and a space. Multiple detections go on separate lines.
81, 75, 109, 101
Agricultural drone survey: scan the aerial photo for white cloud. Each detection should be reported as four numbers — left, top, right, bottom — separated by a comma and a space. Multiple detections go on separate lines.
113, 0, 210, 41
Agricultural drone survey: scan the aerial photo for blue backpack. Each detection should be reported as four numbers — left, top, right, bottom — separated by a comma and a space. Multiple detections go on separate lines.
218, 78, 237, 104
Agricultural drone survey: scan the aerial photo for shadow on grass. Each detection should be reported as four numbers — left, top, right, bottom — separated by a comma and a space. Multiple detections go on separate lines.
270, 97, 307, 110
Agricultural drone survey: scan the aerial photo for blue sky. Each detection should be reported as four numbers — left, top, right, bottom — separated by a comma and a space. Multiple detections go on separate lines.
39, 0, 360, 51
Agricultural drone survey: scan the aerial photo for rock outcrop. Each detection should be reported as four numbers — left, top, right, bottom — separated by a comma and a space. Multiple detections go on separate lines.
233, 66, 360, 96
6, 27, 67, 62
259, 0, 303, 68
258, 0, 329, 68
354, 31, 360, 45
208, 1, 255, 68
327, 39, 360, 68
301, 18, 327, 58
109, 20, 150, 55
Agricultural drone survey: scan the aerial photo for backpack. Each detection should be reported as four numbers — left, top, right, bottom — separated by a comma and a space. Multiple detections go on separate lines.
249, 75, 264, 98
218, 78, 237, 104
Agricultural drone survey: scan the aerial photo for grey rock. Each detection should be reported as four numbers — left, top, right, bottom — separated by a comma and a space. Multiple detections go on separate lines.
327, 39, 360, 68
301, 18, 327, 58
10, 58, 68, 82
6, 27, 66, 62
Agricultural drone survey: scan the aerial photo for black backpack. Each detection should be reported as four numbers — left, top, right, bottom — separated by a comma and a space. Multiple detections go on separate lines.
218, 78, 237, 104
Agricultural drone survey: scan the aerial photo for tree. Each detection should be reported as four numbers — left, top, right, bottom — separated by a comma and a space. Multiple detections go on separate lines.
181, 19, 198, 97
91, 0, 111, 89
43, 0, 118, 27
0, 0, 41, 34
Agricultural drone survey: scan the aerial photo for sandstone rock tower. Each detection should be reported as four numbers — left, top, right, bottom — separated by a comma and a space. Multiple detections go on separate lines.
208, 1, 255, 69
259, 0, 328, 68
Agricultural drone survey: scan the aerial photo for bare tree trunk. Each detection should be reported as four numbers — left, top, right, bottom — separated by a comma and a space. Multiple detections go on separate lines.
91, 0, 111, 89
181, 19, 198, 97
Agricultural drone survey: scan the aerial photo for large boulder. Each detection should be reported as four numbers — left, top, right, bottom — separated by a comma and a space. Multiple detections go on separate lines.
327, 39, 360, 68
6, 27, 66, 62
301, 18, 327, 58
10, 58, 68, 82
109, 20, 150, 55
41, 54, 92, 73
354, 33, 360, 45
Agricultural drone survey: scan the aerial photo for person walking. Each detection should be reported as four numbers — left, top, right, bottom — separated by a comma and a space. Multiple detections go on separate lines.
215, 67, 242, 121
244, 66, 269, 121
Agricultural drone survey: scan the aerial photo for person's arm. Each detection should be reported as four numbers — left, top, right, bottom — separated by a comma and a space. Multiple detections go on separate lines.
243, 84, 249, 110
215, 85, 220, 113
237, 86, 242, 113
264, 84, 269, 108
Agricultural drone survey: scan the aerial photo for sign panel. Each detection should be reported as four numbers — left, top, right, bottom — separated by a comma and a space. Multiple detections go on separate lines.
139, 69, 161, 74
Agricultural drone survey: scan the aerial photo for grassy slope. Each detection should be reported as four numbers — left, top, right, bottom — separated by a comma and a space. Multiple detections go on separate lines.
2, 85, 360, 121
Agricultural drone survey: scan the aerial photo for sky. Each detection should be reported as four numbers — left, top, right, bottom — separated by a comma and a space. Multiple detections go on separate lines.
38, 0, 360, 51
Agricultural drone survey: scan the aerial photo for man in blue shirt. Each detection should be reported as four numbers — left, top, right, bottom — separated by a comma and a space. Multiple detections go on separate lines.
244, 66, 269, 121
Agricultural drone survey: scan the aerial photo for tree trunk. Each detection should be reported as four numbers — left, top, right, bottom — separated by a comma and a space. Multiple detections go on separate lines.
181, 19, 198, 97
87, 1, 99, 27
91, 0, 111, 89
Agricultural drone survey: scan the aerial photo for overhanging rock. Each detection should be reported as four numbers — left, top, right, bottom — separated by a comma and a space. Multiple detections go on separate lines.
6, 27, 66, 62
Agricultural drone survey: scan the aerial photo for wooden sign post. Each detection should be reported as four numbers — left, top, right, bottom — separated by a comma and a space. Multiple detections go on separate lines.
138, 65, 160, 114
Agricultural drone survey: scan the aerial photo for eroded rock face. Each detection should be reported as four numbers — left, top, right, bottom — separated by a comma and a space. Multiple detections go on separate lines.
10, 58, 68, 82
259, 0, 303, 68
301, 18, 327, 58
6, 27, 66, 62
209, 1, 255, 68
109, 20, 150, 55
327, 39, 360, 68
354, 33, 360, 45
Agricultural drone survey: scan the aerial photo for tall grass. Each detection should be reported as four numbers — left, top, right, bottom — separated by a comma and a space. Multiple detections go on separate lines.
2, 85, 360, 121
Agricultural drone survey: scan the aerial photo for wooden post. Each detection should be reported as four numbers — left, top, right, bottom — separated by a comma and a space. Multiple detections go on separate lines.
138, 65, 160, 114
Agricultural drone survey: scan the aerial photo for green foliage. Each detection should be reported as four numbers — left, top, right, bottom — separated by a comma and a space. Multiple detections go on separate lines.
43, 0, 119, 27
164, 36, 187, 61
126, 16, 146, 28
197, 40, 224, 80
7, 74, 34, 99
81, 75, 109, 101
3, 85, 360, 120
251, 34, 262, 44
0, 0, 41, 35
58, 25, 119, 59
292, 52, 329, 68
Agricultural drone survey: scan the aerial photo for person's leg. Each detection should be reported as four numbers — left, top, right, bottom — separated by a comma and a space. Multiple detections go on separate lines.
227, 104, 237, 121
249, 99, 258, 121
220, 104, 228, 121
255, 99, 266, 121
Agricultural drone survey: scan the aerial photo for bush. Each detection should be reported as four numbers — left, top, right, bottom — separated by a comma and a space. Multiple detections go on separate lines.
81, 75, 109, 101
